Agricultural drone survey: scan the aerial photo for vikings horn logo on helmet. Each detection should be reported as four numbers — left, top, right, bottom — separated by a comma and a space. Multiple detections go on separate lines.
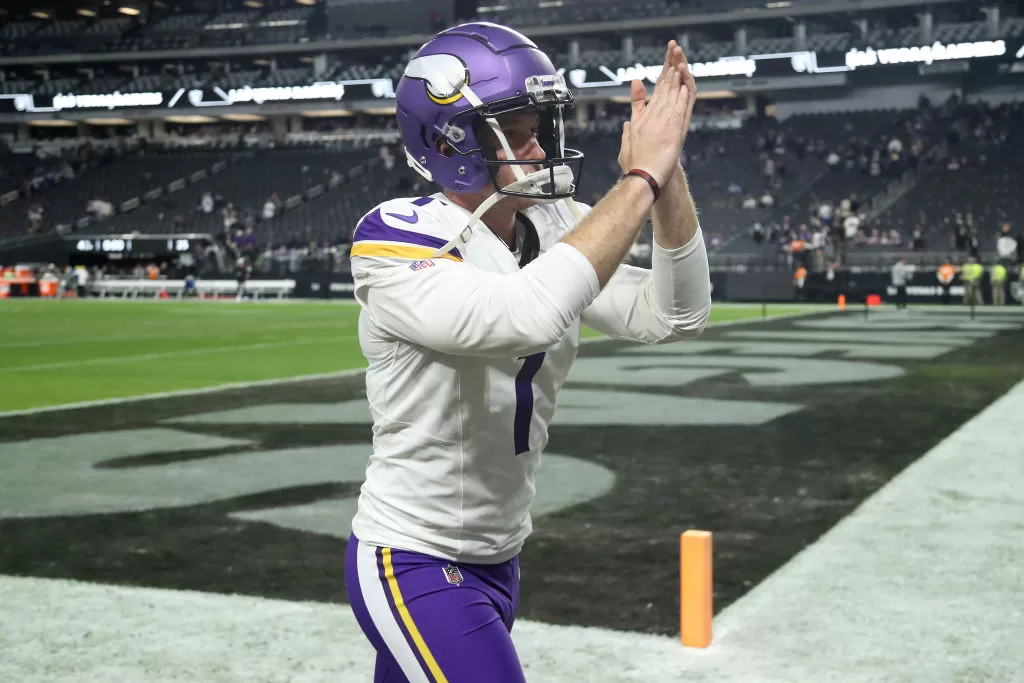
404, 53, 469, 105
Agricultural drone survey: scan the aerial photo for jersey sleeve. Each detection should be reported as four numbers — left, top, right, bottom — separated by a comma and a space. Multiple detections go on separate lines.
350, 202, 600, 358
569, 202, 711, 344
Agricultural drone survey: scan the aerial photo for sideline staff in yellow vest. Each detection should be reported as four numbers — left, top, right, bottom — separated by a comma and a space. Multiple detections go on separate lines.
961, 258, 984, 305
990, 263, 1008, 306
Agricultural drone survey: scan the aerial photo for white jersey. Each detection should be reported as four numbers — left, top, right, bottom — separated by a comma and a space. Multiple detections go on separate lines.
349, 192, 711, 564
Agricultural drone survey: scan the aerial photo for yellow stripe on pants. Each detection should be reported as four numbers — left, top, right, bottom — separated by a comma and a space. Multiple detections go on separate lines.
381, 547, 449, 683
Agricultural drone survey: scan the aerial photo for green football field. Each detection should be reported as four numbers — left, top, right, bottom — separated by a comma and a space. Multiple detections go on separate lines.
0, 300, 817, 412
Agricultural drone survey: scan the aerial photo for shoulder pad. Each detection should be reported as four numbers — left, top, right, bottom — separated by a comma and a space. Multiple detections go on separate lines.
352, 196, 464, 262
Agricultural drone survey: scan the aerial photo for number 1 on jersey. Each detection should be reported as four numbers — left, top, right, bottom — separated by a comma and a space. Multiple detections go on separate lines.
513, 352, 545, 455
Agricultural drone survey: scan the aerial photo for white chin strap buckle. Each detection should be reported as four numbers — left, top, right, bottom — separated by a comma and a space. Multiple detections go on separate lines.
502, 164, 575, 204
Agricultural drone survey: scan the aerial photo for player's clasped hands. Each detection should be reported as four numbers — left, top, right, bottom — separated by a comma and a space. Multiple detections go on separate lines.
618, 40, 697, 189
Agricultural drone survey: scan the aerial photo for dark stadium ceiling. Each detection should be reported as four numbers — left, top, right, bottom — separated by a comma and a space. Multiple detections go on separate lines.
0, 0, 319, 22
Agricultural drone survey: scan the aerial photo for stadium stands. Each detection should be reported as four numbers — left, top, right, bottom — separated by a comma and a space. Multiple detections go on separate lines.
0, 145, 231, 238
4, 95, 1021, 275
2, 1, 1022, 282
872, 101, 1024, 253
474, 0, 832, 28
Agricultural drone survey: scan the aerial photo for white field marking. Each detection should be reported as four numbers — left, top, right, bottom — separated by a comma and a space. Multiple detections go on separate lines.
2, 297, 363, 307
0, 337, 340, 375
0, 320, 354, 351
1, 381, 1022, 683
0, 308, 821, 418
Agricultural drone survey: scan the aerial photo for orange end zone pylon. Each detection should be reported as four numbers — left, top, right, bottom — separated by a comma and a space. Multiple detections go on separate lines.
680, 530, 713, 648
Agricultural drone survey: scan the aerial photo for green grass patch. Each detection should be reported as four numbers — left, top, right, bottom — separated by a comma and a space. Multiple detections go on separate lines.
0, 300, 820, 412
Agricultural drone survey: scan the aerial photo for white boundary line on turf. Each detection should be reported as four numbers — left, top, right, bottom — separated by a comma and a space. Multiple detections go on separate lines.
0, 307, 823, 418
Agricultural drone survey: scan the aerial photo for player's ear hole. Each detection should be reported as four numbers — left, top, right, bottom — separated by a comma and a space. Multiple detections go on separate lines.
436, 139, 455, 158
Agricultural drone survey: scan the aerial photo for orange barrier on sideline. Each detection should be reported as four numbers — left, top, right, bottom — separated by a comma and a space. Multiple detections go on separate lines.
680, 530, 713, 648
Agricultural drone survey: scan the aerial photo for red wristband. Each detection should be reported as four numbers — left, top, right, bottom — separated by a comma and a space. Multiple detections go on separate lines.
622, 169, 660, 202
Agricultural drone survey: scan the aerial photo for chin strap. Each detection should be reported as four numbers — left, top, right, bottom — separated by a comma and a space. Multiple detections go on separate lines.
431, 165, 580, 258
431, 190, 506, 258
563, 196, 585, 221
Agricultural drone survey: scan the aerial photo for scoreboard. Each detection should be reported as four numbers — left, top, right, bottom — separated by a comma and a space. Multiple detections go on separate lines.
65, 234, 212, 262
72, 236, 197, 257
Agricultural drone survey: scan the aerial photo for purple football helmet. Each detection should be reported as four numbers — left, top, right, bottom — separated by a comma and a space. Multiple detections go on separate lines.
396, 22, 583, 199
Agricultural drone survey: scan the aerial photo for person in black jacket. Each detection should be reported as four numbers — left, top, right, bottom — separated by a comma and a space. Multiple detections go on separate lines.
234, 257, 251, 301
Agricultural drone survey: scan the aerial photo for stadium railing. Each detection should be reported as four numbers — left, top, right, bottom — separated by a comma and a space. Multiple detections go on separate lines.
91, 278, 295, 299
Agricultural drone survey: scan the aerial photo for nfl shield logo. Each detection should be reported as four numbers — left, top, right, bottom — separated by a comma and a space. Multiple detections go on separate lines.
443, 564, 464, 586
409, 259, 435, 272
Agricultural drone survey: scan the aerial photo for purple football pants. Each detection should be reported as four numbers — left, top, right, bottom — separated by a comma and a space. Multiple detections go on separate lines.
346, 534, 525, 683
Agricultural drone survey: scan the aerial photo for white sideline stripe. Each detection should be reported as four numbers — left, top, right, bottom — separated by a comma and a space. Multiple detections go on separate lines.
1, 381, 1022, 682
0, 308, 818, 418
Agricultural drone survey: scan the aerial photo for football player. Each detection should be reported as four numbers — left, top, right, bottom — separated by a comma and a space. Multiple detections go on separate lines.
345, 22, 710, 683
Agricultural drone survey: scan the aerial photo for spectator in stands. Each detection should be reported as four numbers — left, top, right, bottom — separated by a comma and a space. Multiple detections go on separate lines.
222, 203, 237, 231
843, 212, 860, 242
262, 196, 277, 221
201, 192, 215, 214
238, 227, 256, 255
954, 216, 969, 251
86, 198, 113, 220
996, 223, 1017, 266
887, 136, 903, 158
627, 239, 652, 266
379, 145, 395, 171
911, 224, 926, 252
967, 231, 980, 259
818, 200, 834, 229
27, 204, 44, 233
759, 190, 775, 209
838, 195, 851, 219
751, 222, 764, 244
742, 195, 757, 210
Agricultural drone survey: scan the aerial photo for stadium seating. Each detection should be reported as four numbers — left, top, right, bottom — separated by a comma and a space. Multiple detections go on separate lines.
0, 147, 230, 238
872, 102, 1024, 252
5, 97, 1019, 273
1, 4, 1014, 63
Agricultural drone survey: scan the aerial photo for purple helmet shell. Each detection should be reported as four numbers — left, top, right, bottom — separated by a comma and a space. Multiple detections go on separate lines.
396, 22, 583, 197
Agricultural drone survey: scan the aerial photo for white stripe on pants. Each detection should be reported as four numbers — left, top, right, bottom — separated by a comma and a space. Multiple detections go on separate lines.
355, 541, 430, 683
